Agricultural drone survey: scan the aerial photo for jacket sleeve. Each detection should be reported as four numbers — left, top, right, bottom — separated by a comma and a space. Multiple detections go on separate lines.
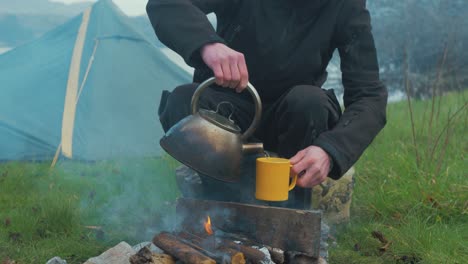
313, 0, 388, 180
146, 0, 236, 67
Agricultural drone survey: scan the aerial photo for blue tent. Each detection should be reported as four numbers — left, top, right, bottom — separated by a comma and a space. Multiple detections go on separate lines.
0, 0, 190, 161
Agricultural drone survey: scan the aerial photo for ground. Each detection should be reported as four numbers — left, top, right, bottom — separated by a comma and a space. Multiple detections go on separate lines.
0, 91, 467, 264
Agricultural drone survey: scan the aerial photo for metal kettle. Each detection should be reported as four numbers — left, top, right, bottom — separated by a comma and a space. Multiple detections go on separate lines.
160, 77, 264, 182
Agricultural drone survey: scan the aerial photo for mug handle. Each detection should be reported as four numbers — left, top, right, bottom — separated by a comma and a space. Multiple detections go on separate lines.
288, 165, 297, 191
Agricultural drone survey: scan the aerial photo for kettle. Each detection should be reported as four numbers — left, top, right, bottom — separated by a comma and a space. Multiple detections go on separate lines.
160, 77, 264, 182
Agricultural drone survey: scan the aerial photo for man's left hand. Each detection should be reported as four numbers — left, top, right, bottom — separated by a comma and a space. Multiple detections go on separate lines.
290, 146, 331, 188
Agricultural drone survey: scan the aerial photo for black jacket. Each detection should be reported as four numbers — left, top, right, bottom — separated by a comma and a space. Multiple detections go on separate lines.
146, 0, 388, 179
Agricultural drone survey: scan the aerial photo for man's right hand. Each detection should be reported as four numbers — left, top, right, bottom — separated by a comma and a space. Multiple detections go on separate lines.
200, 43, 249, 93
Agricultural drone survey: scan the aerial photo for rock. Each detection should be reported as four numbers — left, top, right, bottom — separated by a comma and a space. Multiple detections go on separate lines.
251, 246, 275, 264
84, 242, 136, 264
311, 167, 355, 224
318, 257, 328, 264
46, 257, 67, 264
284, 252, 318, 264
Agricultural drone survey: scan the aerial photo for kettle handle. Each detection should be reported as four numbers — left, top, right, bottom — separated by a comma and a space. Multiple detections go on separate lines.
191, 77, 262, 140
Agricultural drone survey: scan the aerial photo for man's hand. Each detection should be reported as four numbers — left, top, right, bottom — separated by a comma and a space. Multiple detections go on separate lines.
200, 43, 249, 93
290, 146, 331, 188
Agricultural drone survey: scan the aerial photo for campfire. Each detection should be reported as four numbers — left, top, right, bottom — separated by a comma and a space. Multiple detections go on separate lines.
132, 198, 323, 264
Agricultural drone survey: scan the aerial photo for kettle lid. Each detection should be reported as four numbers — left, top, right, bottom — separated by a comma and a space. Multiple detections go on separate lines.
199, 109, 241, 133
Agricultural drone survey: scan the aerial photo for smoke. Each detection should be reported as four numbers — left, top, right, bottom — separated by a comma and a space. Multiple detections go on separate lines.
56, 156, 181, 242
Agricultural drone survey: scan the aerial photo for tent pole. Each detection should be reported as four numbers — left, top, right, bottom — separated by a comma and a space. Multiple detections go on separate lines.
61, 7, 92, 159
50, 143, 62, 168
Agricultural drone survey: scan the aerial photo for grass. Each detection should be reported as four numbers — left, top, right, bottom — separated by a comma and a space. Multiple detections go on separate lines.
329, 90, 467, 263
0, 91, 466, 263
0, 157, 180, 263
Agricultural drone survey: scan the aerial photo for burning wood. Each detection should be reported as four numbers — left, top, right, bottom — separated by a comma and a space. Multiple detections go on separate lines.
176, 198, 321, 257
152, 229, 322, 264
175, 231, 245, 264
149, 198, 323, 263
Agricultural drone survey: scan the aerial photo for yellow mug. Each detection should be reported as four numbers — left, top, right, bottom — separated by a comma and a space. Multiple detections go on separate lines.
255, 157, 297, 201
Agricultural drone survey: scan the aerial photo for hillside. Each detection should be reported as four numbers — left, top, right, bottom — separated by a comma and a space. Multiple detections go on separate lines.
0, 0, 93, 16
0, 0, 92, 47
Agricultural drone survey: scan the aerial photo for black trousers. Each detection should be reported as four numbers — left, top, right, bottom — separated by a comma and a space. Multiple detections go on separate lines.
159, 83, 341, 209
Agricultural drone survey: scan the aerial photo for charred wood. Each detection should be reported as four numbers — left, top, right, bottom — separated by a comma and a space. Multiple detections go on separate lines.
219, 238, 268, 264
130, 246, 153, 264
221, 232, 284, 264
176, 198, 321, 257
177, 232, 265, 264
175, 232, 246, 264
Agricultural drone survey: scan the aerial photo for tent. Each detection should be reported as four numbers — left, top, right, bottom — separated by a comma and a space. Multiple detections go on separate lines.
0, 0, 191, 161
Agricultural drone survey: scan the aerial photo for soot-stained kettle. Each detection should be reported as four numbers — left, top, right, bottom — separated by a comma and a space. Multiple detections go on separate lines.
160, 77, 264, 182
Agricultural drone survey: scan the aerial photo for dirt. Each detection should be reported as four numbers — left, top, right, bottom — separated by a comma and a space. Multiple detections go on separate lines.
4, 218, 10, 227
371, 230, 388, 244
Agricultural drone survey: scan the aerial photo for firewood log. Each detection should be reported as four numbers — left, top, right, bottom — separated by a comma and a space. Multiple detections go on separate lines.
216, 238, 267, 264
217, 246, 246, 264
151, 254, 175, 264
176, 232, 246, 264
153, 232, 215, 264
177, 231, 267, 264
221, 232, 284, 263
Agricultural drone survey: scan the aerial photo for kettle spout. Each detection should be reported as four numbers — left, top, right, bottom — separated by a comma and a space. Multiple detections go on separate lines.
242, 143, 264, 154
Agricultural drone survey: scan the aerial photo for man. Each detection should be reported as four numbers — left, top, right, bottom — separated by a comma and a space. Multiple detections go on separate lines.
147, 0, 387, 209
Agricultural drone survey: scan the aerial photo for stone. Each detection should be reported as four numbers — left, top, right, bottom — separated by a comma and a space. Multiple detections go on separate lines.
46, 257, 67, 264
317, 257, 328, 264
84, 242, 136, 264
311, 167, 355, 224
251, 246, 275, 264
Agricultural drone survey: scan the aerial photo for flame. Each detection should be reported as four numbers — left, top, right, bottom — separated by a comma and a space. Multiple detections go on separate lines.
204, 216, 214, 235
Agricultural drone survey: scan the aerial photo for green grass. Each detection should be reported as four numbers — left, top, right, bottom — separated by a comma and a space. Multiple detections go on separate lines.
329, 90, 467, 263
1, 91, 466, 263
0, 157, 180, 263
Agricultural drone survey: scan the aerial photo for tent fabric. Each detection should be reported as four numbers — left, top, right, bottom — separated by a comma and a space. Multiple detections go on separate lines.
0, 0, 191, 161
